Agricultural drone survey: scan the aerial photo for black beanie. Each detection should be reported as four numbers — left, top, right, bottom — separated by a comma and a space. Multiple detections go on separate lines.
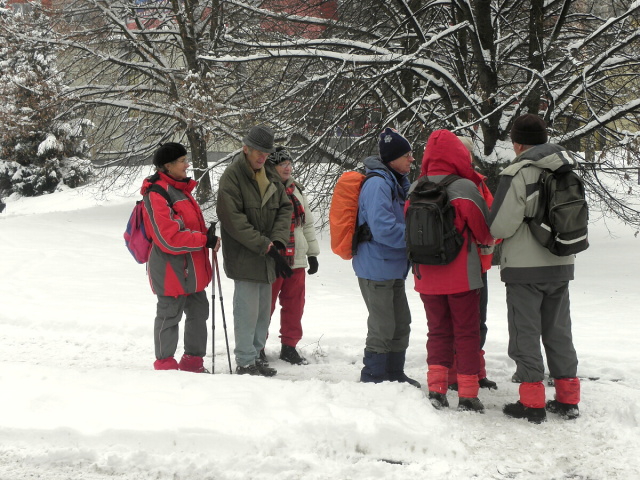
378, 127, 412, 163
510, 114, 548, 145
268, 146, 292, 165
153, 142, 188, 168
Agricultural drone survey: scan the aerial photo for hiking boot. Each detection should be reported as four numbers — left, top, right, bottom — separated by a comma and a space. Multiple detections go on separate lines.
280, 344, 308, 365
258, 348, 269, 365
546, 400, 580, 420
235, 363, 277, 377
428, 391, 449, 410
448, 383, 458, 391
503, 401, 546, 424
479, 377, 498, 390
388, 372, 421, 389
256, 349, 269, 368
458, 397, 485, 413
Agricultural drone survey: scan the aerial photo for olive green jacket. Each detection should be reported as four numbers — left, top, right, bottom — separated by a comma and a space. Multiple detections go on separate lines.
217, 152, 293, 283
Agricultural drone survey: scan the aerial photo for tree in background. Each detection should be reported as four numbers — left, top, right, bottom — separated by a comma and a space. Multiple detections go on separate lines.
201, 0, 640, 227
0, 0, 92, 197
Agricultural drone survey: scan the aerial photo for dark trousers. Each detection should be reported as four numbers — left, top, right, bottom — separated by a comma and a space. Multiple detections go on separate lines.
420, 289, 481, 375
154, 290, 209, 359
358, 278, 412, 353
270, 267, 306, 347
506, 282, 578, 383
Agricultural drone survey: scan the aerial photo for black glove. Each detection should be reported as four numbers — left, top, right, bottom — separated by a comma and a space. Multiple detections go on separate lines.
267, 247, 293, 278
206, 223, 218, 249
307, 256, 318, 275
272, 240, 286, 251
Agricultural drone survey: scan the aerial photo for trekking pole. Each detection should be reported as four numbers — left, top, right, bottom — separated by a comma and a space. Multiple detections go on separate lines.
211, 246, 216, 374
214, 253, 233, 374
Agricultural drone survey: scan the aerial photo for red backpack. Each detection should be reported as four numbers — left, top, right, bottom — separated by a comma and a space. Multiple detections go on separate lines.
124, 185, 172, 264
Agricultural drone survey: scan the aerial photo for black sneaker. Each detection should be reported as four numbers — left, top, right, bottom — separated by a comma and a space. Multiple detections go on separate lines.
503, 401, 546, 424
428, 391, 449, 410
458, 397, 485, 413
280, 344, 308, 365
546, 400, 580, 420
235, 363, 277, 377
479, 377, 498, 390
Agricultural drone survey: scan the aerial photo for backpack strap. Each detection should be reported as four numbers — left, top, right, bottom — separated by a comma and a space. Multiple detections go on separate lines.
146, 183, 173, 207
351, 172, 384, 255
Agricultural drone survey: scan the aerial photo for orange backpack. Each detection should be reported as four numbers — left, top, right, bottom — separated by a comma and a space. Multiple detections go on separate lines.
329, 171, 382, 260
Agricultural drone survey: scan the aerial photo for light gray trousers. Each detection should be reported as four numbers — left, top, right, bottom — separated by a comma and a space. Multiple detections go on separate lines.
506, 281, 578, 383
233, 280, 272, 368
154, 290, 209, 359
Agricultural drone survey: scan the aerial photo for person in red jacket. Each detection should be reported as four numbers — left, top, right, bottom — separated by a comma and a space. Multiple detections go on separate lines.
412, 130, 494, 412
443, 137, 498, 391
141, 142, 220, 372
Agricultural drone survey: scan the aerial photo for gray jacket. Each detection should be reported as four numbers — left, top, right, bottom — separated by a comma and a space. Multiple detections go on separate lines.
489, 143, 576, 284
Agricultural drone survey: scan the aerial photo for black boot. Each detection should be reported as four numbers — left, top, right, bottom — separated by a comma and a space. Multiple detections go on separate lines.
386, 351, 421, 388
236, 363, 277, 377
428, 391, 449, 410
503, 401, 546, 424
546, 400, 580, 420
479, 377, 498, 390
360, 350, 388, 383
280, 344, 308, 365
458, 397, 485, 413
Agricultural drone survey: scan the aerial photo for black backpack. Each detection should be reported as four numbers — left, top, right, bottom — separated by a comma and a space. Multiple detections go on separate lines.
525, 165, 589, 256
405, 174, 464, 266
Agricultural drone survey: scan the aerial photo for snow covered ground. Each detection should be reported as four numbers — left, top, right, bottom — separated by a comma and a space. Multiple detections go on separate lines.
1, 173, 639, 480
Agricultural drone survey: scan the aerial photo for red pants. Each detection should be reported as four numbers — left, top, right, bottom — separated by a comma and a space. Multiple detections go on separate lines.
420, 290, 481, 375
270, 267, 306, 347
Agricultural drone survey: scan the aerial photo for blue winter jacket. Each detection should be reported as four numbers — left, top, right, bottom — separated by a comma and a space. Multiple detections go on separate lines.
352, 156, 411, 281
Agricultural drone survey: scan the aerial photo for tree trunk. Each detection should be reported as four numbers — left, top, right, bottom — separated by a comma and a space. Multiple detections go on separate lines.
185, 126, 212, 204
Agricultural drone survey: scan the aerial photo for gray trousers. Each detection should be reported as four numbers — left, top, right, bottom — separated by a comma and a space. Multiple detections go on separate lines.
154, 290, 209, 359
358, 278, 412, 354
233, 280, 271, 368
506, 282, 578, 383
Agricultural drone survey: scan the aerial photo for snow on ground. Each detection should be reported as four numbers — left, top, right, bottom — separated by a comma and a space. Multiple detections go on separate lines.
1, 176, 639, 480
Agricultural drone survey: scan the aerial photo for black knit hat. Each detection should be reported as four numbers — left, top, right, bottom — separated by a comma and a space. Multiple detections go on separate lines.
153, 142, 187, 168
378, 127, 412, 163
510, 114, 548, 145
243, 125, 276, 153
268, 146, 292, 165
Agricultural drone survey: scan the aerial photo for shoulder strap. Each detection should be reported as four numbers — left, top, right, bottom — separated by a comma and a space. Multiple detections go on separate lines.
438, 174, 461, 188
147, 183, 173, 206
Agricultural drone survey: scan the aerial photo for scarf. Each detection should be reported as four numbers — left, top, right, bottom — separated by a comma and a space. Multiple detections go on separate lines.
282, 183, 305, 265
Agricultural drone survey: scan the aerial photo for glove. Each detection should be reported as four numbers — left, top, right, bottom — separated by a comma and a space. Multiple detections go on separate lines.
267, 247, 293, 278
307, 256, 318, 275
206, 223, 218, 249
272, 240, 285, 251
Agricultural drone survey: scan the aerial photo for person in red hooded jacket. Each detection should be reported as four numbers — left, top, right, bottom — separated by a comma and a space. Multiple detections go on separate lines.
411, 130, 494, 413
442, 136, 499, 392
141, 142, 219, 372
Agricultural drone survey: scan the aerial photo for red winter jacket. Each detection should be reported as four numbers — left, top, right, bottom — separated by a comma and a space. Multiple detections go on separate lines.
141, 172, 211, 297
412, 130, 494, 295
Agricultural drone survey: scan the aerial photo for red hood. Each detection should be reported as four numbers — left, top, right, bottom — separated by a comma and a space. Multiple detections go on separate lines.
140, 171, 197, 195
420, 130, 483, 185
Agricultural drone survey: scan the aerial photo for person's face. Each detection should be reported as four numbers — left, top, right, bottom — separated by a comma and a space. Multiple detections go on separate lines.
165, 155, 189, 180
274, 161, 293, 182
244, 146, 270, 171
387, 151, 415, 175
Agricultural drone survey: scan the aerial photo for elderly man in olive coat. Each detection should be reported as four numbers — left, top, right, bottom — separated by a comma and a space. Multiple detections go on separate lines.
217, 125, 293, 377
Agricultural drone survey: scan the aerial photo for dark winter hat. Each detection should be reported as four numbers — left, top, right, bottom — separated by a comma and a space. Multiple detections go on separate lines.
378, 127, 412, 163
510, 114, 548, 145
153, 142, 187, 168
268, 146, 292, 165
243, 125, 276, 153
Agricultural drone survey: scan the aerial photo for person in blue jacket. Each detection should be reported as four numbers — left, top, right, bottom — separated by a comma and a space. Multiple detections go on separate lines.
353, 128, 419, 388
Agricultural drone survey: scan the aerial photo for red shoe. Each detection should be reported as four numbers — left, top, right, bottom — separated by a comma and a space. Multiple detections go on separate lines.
154, 357, 179, 370
178, 354, 208, 373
